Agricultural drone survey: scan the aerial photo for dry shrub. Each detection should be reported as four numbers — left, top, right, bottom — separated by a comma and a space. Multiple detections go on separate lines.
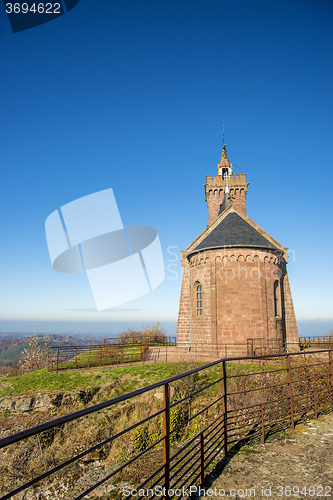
118, 322, 167, 344
0, 393, 162, 498
225, 355, 332, 443
290, 354, 332, 413
17, 336, 47, 374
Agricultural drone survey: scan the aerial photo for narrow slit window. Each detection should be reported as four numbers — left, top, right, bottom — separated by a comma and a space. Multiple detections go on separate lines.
196, 283, 203, 316
274, 281, 280, 317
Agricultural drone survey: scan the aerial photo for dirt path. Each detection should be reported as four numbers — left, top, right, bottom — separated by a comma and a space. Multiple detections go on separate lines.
204, 413, 333, 500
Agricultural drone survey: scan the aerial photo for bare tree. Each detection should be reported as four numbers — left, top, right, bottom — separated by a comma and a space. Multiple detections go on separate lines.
18, 336, 47, 373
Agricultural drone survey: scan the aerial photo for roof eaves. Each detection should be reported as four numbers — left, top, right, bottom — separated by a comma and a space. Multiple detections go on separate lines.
187, 244, 283, 260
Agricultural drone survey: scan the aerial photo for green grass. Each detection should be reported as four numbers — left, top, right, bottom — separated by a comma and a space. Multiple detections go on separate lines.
55, 349, 143, 371
51, 343, 174, 371
0, 363, 199, 398
0, 360, 274, 400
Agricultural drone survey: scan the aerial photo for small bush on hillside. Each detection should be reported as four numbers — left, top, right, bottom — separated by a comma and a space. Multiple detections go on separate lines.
17, 337, 47, 374
118, 322, 167, 344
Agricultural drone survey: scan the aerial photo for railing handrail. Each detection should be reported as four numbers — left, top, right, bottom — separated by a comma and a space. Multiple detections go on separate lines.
47, 337, 177, 351
1, 348, 333, 500
1, 348, 331, 450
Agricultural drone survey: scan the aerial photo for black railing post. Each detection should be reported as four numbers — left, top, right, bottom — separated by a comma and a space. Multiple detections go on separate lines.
56, 349, 59, 374
200, 432, 205, 486
222, 360, 228, 457
260, 404, 265, 444
313, 389, 318, 419
286, 355, 295, 430
329, 351, 333, 404
163, 382, 170, 499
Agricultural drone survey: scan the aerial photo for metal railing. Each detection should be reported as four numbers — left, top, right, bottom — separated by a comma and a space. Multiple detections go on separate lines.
1, 350, 332, 499
299, 335, 333, 350
246, 338, 286, 356
104, 336, 177, 346
47, 337, 177, 372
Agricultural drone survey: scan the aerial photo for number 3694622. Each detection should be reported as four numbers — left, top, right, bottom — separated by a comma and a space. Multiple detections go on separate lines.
5, 3, 61, 14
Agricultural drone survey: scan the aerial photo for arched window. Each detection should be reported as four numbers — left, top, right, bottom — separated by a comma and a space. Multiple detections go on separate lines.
274, 281, 280, 317
196, 283, 203, 316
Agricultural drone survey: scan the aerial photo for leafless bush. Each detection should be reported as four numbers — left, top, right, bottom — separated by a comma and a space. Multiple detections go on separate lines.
118, 322, 167, 344
17, 336, 47, 374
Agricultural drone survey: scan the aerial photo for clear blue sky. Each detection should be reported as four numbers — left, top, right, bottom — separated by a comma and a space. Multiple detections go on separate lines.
0, 0, 332, 337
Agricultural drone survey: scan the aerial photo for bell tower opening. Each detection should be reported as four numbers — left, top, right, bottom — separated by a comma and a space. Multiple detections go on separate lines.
219, 166, 231, 177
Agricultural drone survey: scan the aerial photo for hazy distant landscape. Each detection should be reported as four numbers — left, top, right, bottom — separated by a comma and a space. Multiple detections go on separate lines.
0, 318, 331, 339
0, 333, 97, 371
0, 318, 331, 372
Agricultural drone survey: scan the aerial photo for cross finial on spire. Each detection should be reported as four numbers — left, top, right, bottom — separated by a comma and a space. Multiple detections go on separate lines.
221, 121, 228, 160
218, 121, 232, 175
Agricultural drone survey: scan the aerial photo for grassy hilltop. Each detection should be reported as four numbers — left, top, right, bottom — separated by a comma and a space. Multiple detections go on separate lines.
0, 362, 189, 398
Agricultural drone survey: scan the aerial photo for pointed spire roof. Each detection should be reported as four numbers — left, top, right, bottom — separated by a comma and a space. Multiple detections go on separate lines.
218, 122, 231, 168
219, 143, 230, 167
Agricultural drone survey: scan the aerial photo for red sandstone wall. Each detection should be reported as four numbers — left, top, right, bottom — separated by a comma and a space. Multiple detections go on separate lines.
177, 261, 191, 349
205, 174, 249, 224
177, 248, 297, 357
282, 274, 299, 345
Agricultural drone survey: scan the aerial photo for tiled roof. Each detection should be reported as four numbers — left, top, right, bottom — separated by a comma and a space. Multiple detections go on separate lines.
188, 211, 280, 257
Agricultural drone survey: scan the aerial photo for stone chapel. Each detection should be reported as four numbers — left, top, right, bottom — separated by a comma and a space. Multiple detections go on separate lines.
176, 138, 298, 357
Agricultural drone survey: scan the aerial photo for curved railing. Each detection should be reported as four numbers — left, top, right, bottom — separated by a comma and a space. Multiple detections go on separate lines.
1, 349, 332, 500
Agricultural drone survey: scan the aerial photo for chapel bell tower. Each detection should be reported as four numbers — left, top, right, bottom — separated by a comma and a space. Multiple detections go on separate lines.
205, 130, 249, 224
176, 126, 299, 359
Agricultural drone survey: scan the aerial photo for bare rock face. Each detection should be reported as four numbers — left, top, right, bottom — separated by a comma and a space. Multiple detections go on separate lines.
35, 394, 53, 409
13, 397, 35, 412
0, 397, 16, 411
0, 388, 99, 413
0, 394, 51, 412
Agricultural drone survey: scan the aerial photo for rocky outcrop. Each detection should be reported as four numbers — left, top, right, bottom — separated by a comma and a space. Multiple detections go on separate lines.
0, 388, 99, 413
